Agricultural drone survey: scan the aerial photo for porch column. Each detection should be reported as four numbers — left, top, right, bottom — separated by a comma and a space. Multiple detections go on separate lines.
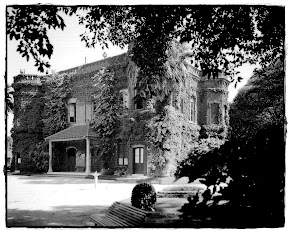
48, 140, 53, 172
85, 137, 91, 174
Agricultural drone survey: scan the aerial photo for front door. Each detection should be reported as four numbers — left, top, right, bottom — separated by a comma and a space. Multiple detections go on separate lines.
67, 148, 76, 172
133, 147, 144, 174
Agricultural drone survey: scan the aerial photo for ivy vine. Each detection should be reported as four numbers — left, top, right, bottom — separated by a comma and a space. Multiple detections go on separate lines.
42, 72, 74, 137
90, 68, 121, 168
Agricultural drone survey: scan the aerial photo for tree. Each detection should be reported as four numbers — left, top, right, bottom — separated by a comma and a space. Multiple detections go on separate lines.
178, 61, 285, 227
229, 59, 284, 142
7, 5, 284, 89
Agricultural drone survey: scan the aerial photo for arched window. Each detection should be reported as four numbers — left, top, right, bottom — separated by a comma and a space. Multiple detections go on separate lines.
134, 88, 145, 110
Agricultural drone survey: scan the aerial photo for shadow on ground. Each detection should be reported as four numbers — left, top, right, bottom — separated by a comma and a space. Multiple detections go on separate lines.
9, 175, 95, 185
7, 198, 188, 228
7, 204, 108, 227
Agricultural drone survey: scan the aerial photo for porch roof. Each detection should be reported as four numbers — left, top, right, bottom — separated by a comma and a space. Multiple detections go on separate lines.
45, 124, 98, 142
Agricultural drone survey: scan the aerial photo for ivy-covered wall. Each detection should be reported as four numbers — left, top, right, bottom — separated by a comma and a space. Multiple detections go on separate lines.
12, 75, 44, 173
11, 51, 229, 175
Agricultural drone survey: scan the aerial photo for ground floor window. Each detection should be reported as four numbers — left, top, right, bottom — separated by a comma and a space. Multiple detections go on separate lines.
118, 143, 128, 165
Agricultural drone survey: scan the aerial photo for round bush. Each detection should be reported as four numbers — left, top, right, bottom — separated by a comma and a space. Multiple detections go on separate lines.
131, 182, 157, 211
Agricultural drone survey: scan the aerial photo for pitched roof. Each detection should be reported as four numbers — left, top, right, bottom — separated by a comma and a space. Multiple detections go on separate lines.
45, 124, 98, 141
58, 53, 128, 75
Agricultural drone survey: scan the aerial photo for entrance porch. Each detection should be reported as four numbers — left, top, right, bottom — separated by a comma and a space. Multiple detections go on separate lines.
45, 124, 98, 174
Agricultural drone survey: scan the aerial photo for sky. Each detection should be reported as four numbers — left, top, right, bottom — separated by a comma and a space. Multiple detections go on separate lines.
5, 11, 256, 136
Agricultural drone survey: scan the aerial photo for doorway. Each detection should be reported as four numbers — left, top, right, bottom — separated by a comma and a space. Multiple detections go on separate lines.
133, 147, 144, 174
67, 148, 76, 172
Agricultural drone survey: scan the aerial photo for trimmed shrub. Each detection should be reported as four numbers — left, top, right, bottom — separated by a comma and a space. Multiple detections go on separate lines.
131, 182, 157, 211
114, 166, 127, 176
101, 168, 114, 175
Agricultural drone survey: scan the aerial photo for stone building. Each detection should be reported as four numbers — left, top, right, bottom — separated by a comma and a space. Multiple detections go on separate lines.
12, 49, 229, 176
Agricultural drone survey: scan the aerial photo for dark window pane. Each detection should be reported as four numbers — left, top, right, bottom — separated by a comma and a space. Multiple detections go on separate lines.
211, 103, 219, 124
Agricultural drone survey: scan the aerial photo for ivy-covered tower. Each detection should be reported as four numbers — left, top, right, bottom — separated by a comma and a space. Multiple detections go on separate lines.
11, 73, 45, 172
198, 72, 230, 139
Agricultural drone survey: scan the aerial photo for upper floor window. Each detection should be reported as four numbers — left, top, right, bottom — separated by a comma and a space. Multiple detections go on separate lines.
180, 98, 184, 114
210, 103, 220, 124
134, 88, 145, 110
69, 103, 76, 123
68, 98, 77, 123
171, 92, 177, 109
91, 94, 98, 117
189, 97, 196, 123
119, 89, 129, 109
16, 118, 20, 126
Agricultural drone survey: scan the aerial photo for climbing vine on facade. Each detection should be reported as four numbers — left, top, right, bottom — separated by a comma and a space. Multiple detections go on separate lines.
42, 72, 74, 137
11, 75, 44, 173
90, 68, 121, 168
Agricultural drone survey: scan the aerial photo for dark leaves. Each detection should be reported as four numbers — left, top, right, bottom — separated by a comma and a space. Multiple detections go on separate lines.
7, 5, 284, 81
7, 5, 68, 73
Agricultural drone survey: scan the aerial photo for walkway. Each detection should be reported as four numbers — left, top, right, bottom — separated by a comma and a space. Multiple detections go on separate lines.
6, 174, 186, 227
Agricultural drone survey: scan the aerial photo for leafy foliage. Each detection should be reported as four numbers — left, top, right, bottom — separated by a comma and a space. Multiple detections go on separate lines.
7, 6, 284, 86
131, 182, 157, 211
7, 6, 66, 72
12, 132, 44, 173
179, 61, 285, 227
42, 72, 73, 137
229, 59, 284, 142
11, 77, 45, 173
28, 141, 49, 173
180, 124, 285, 227
148, 106, 200, 177
175, 137, 225, 182
90, 68, 121, 168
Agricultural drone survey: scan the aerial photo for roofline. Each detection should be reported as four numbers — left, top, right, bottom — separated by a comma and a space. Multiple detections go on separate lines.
58, 52, 128, 74
46, 137, 86, 142
45, 124, 100, 141
45, 124, 90, 140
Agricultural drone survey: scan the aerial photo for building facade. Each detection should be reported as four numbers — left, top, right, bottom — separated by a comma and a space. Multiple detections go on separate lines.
12, 50, 229, 176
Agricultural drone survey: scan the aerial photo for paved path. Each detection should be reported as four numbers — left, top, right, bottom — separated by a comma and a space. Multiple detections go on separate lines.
6, 174, 136, 227
6, 174, 187, 228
